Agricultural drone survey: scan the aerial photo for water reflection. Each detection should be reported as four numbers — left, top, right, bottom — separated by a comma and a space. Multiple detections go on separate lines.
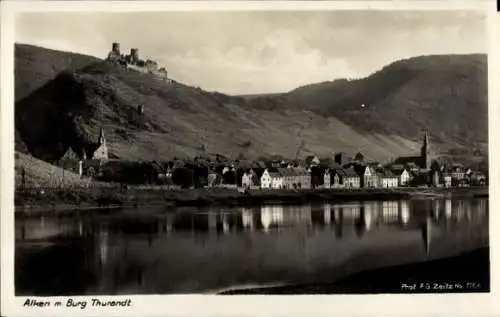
15, 200, 489, 241
16, 198, 489, 295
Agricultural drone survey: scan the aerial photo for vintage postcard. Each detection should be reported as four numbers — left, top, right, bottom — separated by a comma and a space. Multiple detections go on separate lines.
1, 1, 499, 316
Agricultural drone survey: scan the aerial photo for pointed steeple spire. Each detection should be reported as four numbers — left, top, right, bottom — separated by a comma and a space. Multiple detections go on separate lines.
98, 127, 106, 145
420, 129, 431, 170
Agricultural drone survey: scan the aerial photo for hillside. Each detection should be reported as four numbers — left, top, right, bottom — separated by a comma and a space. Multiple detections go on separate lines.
14, 44, 488, 164
282, 54, 488, 147
15, 151, 95, 188
15, 44, 101, 101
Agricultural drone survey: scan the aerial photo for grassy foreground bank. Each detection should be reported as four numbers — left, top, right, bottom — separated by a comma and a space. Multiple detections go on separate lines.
15, 186, 488, 214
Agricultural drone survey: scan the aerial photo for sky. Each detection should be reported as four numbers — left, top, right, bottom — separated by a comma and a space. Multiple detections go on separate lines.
15, 10, 486, 95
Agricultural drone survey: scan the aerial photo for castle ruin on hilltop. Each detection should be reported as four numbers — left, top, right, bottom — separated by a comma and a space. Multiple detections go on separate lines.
106, 42, 173, 83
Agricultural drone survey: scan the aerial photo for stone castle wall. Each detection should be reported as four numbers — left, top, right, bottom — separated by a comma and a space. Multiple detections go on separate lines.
107, 43, 171, 83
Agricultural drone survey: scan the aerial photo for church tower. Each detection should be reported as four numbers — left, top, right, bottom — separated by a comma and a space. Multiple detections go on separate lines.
420, 130, 431, 170
98, 127, 106, 146
92, 127, 108, 161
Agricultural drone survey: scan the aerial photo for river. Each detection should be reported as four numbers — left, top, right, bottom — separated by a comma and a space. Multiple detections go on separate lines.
15, 198, 489, 295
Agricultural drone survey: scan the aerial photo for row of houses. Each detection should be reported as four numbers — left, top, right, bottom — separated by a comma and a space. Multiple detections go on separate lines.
235, 161, 486, 190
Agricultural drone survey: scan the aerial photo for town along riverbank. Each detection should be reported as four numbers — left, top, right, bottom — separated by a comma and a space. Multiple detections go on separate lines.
15, 186, 488, 215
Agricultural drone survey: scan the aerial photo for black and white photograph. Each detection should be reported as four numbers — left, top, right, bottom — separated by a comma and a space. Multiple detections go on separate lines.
1, 0, 498, 316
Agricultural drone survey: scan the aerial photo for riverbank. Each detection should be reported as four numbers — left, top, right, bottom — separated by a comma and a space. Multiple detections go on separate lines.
220, 247, 490, 294
15, 186, 488, 215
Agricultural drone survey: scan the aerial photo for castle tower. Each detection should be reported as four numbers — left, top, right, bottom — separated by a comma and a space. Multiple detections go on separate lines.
420, 130, 431, 170
112, 42, 121, 55
130, 48, 139, 63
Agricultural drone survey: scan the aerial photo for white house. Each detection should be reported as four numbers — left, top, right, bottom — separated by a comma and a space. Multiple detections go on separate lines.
242, 172, 253, 188
260, 169, 283, 189
389, 165, 411, 186
242, 171, 259, 189
362, 166, 378, 188
378, 170, 399, 188
324, 166, 347, 189
344, 167, 361, 188
323, 170, 331, 189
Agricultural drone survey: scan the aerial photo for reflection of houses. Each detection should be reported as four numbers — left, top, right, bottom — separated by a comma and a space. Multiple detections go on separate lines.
16, 217, 76, 241
432, 200, 441, 221
362, 202, 377, 229
381, 201, 399, 223
422, 217, 432, 258
455, 200, 466, 222
260, 205, 312, 230
340, 203, 361, 223
475, 199, 488, 221
99, 230, 109, 267
241, 208, 255, 229
324, 204, 332, 225
399, 200, 410, 225
445, 199, 452, 219
358, 204, 374, 232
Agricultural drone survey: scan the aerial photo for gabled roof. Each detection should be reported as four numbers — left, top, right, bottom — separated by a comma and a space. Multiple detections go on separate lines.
60, 147, 80, 161
326, 165, 347, 177
265, 167, 281, 178
393, 156, 421, 166
277, 167, 297, 177
250, 167, 266, 178
327, 163, 343, 169
389, 164, 408, 174
291, 167, 310, 176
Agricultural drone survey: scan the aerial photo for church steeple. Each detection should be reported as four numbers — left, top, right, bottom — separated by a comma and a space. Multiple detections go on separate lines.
98, 127, 106, 145
92, 127, 109, 161
420, 129, 430, 169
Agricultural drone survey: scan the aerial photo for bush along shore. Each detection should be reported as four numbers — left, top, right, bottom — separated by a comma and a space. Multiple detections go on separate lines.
15, 186, 488, 215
